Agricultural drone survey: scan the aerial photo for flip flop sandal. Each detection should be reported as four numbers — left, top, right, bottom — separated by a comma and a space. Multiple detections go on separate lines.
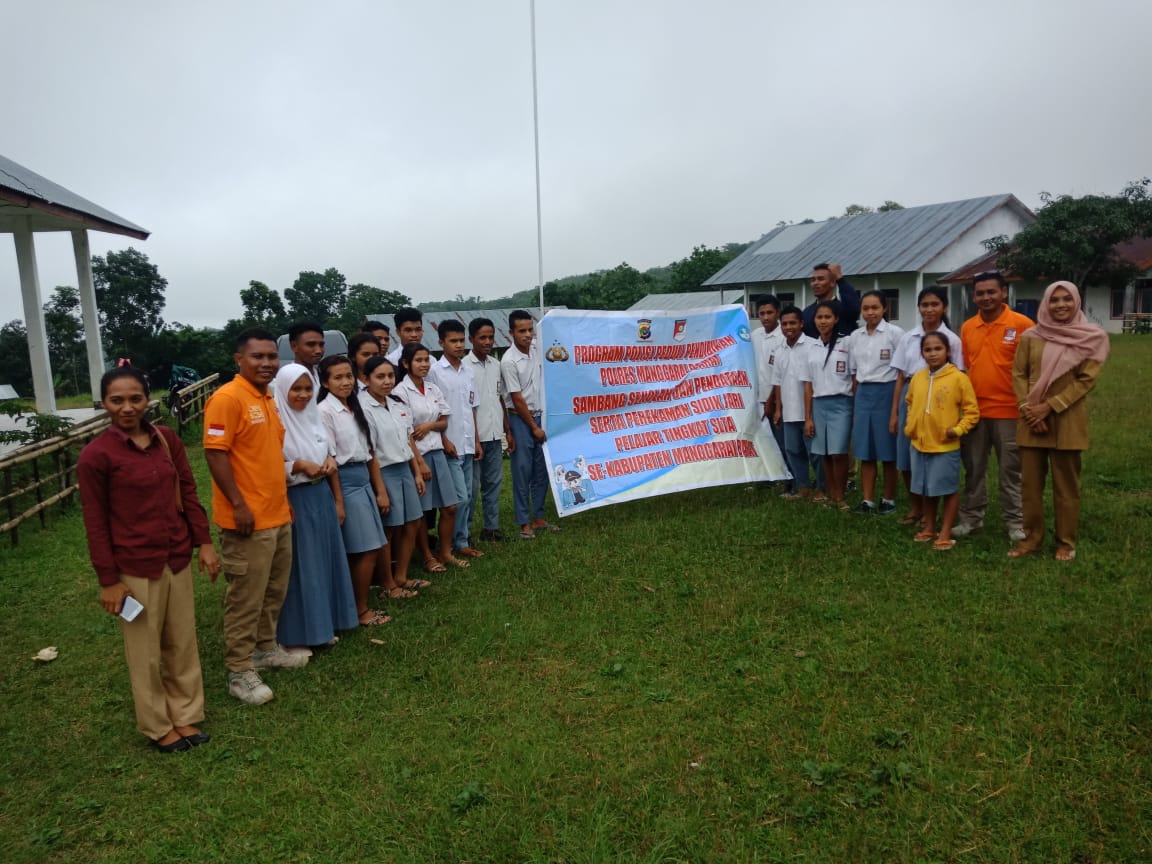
442, 557, 470, 569
388, 587, 418, 599
913, 530, 938, 543
359, 610, 392, 626
423, 559, 447, 574
518, 529, 537, 539
403, 578, 432, 590
455, 547, 485, 558
933, 539, 956, 551
533, 522, 562, 533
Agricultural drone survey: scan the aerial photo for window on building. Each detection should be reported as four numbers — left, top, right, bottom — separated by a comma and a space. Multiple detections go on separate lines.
1113, 280, 1152, 317
1111, 288, 1125, 318
777, 292, 796, 305
883, 289, 900, 321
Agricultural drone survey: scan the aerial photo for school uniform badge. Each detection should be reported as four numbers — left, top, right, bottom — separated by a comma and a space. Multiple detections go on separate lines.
673, 319, 687, 341
1003, 328, 1017, 343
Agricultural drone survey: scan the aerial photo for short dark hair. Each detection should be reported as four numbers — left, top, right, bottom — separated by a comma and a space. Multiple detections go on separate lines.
813, 262, 831, 273
438, 319, 466, 339
235, 327, 277, 352
971, 270, 1007, 289
100, 366, 150, 399
469, 317, 495, 337
509, 309, 533, 329
756, 294, 780, 312
287, 321, 324, 343
393, 307, 423, 329
779, 304, 803, 322
362, 320, 390, 334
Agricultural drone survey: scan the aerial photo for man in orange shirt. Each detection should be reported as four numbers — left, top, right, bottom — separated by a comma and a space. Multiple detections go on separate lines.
954, 272, 1034, 541
204, 328, 304, 707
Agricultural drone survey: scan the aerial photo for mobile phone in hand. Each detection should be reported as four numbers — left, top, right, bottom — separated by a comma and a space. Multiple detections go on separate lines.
119, 595, 143, 622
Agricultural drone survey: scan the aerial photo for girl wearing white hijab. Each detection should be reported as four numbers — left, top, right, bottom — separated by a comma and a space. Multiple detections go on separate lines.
272, 363, 359, 648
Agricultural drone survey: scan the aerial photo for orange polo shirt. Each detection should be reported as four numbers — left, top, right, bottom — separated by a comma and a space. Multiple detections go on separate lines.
203, 374, 291, 530
961, 306, 1034, 419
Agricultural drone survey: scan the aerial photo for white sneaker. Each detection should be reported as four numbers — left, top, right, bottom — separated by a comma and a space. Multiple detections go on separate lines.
1008, 529, 1026, 542
228, 669, 273, 705
253, 645, 309, 669
951, 523, 979, 538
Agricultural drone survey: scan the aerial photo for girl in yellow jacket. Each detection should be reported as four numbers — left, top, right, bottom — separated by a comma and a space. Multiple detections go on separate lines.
904, 332, 979, 549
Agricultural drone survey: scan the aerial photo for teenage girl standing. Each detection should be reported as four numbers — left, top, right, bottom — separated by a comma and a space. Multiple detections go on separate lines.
393, 344, 468, 572
317, 355, 390, 626
799, 300, 854, 509
889, 286, 965, 526
847, 291, 904, 514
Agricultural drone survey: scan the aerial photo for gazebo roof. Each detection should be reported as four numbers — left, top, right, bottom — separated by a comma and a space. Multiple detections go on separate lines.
0, 153, 149, 239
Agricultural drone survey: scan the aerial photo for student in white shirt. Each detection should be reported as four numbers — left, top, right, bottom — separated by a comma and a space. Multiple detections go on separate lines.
799, 300, 854, 510
753, 294, 789, 492
771, 306, 821, 498
346, 333, 380, 393
847, 291, 905, 514
385, 308, 424, 366
889, 285, 966, 527
359, 355, 429, 597
316, 355, 390, 627
393, 343, 470, 572
466, 317, 512, 542
501, 310, 555, 538
427, 320, 484, 560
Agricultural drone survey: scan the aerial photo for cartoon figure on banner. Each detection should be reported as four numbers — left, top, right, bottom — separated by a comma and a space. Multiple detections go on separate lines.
637, 318, 652, 341
545, 341, 570, 362
573, 454, 597, 501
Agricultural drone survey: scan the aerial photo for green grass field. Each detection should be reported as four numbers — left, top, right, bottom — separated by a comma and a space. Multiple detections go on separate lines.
2, 338, 1150, 863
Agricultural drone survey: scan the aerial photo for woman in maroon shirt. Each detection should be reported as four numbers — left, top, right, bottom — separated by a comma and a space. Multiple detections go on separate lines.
78, 367, 221, 752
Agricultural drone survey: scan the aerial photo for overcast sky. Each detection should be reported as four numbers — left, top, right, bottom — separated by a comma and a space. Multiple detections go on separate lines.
2, 0, 1149, 328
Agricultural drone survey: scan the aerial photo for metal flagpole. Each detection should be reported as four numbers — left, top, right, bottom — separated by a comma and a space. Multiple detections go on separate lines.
530, 0, 545, 316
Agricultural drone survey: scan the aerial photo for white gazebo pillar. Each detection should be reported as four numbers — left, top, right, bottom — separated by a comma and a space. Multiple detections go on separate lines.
72, 229, 106, 407
13, 220, 56, 413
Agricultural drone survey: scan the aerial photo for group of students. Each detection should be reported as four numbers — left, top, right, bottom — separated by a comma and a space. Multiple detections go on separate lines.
79, 271, 1109, 753
78, 307, 555, 752
754, 264, 1109, 554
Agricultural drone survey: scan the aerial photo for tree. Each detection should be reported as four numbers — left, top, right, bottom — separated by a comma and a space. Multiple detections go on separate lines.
843, 203, 874, 217
284, 268, 347, 325
668, 246, 733, 295
0, 321, 32, 397
877, 200, 905, 212
334, 283, 413, 331
92, 248, 167, 359
238, 280, 288, 329
984, 179, 1152, 289
43, 286, 88, 396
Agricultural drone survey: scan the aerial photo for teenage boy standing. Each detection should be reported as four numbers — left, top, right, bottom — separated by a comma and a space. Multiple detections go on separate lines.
466, 317, 513, 542
386, 308, 425, 365
501, 310, 554, 538
428, 319, 484, 559
287, 320, 325, 393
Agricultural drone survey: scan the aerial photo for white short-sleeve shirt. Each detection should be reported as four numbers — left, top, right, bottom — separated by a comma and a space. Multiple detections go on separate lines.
358, 391, 414, 467
466, 351, 505, 443
427, 356, 477, 456
797, 337, 854, 398
891, 323, 965, 378
754, 326, 786, 402
393, 377, 450, 455
318, 397, 371, 465
501, 340, 542, 413
847, 320, 905, 384
771, 335, 816, 423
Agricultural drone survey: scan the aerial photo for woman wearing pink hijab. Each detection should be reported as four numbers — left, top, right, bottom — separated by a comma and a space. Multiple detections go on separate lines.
1008, 281, 1109, 561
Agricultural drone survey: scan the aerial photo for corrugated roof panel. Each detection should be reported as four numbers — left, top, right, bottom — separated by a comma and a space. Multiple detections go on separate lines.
0, 153, 149, 237
705, 195, 1027, 286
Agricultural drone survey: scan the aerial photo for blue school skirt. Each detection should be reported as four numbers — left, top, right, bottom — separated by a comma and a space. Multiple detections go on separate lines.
909, 448, 961, 497
378, 461, 424, 526
336, 462, 386, 554
418, 448, 459, 511
853, 380, 897, 462
811, 395, 852, 456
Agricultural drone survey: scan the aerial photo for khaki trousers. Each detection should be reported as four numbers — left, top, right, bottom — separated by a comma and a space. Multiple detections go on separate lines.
959, 417, 1023, 533
220, 524, 293, 673
1019, 447, 1082, 551
118, 565, 205, 741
